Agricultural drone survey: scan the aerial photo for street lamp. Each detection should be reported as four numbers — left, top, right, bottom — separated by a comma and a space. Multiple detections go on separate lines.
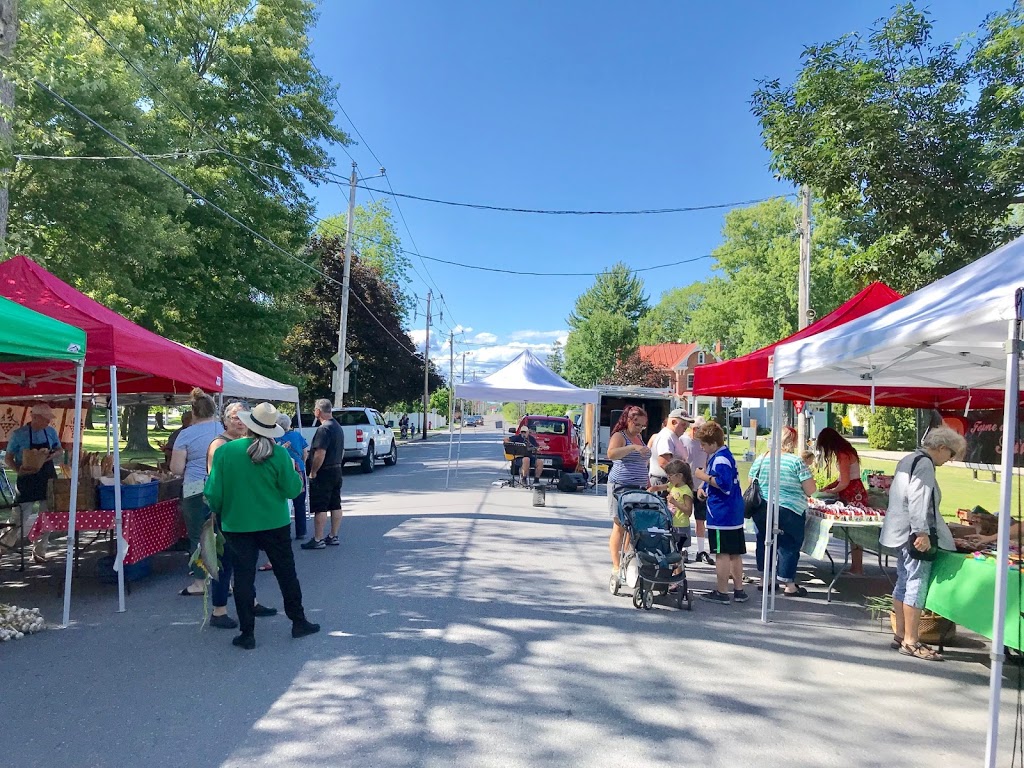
348, 357, 360, 402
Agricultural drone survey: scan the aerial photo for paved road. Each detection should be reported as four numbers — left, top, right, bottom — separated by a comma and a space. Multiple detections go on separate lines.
0, 426, 1015, 766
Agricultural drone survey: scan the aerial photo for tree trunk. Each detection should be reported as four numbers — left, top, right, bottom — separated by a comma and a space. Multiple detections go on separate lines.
119, 408, 128, 440
84, 406, 95, 430
124, 404, 150, 452
153, 410, 164, 430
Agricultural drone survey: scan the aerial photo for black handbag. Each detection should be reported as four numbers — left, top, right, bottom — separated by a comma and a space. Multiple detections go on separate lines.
743, 459, 767, 519
905, 453, 940, 562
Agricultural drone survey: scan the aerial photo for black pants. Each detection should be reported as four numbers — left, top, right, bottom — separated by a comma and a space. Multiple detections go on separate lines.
225, 525, 306, 635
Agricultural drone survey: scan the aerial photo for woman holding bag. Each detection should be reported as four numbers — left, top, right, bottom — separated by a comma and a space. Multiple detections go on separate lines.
749, 427, 816, 597
879, 426, 965, 661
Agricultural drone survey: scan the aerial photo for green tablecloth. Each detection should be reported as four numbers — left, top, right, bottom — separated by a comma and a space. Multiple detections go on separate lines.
800, 515, 890, 560
925, 550, 1024, 651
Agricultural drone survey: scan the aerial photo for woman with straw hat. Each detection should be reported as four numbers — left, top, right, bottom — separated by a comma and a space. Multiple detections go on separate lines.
204, 402, 320, 650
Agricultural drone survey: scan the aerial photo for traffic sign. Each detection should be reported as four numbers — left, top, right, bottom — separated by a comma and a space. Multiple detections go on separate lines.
330, 352, 353, 369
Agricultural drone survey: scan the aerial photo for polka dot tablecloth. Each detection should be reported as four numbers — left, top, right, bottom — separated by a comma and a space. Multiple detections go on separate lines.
29, 499, 186, 564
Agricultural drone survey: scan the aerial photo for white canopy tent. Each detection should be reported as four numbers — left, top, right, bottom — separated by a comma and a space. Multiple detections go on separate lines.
766, 235, 1024, 768
446, 350, 598, 487
220, 358, 299, 403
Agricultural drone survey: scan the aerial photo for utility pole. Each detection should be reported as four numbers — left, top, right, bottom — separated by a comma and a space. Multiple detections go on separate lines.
0, 0, 17, 253
421, 290, 431, 440
461, 352, 467, 383
796, 183, 812, 451
448, 330, 455, 433
334, 161, 358, 408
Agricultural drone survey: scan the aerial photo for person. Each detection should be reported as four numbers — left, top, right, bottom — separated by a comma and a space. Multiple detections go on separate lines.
205, 401, 320, 650
648, 458, 694, 576
170, 390, 237, 628
606, 406, 652, 575
682, 415, 714, 565
801, 450, 816, 470
399, 413, 409, 439
5, 404, 63, 563
509, 423, 544, 486
816, 427, 867, 505
207, 402, 248, 470
301, 398, 345, 550
749, 427, 817, 597
879, 426, 965, 661
648, 408, 693, 488
276, 413, 309, 540
161, 411, 192, 468
692, 420, 747, 604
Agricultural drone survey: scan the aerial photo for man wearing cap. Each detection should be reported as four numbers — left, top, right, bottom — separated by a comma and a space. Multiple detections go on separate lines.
509, 423, 544, 487
648, 408, 693, 552
682, 415, 714, 565
4, 404, 63, 562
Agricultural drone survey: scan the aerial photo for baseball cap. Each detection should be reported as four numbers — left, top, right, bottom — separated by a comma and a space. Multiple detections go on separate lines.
668, 408, 694, 422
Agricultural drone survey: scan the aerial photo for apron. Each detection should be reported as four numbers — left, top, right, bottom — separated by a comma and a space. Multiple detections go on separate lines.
16, 429, 57, 504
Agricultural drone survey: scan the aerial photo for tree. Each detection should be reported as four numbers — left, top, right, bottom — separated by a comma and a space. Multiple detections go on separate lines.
868, 406, 917, 451
601, 350, 669, 388
546, 340, 564, 376
7, 0, 346, 380
563, 310, 636, 386
284, 235, 443, 410
752, 4, 1024, 292
429, 386, 450, 418
638, 282, 707, 345
568, 262, 648, 329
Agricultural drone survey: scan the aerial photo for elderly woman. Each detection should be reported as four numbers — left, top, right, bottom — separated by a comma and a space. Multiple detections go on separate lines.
749, 427, 817, 596
205, 402, 320, 650
606, 406, 651, 577
879, 426, 966, 661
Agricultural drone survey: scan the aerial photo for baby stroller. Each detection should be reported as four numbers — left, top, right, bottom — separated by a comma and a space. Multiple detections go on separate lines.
609, 490, 693, 611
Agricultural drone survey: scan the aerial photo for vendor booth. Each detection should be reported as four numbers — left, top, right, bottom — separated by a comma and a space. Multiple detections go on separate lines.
769, 236, 1024, 767
0, 256, 223, 623
446, 350, 598, 489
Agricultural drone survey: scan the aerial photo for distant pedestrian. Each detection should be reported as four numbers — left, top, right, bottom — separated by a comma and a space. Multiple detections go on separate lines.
205, 402, 320, 650
300, 398, 345, 550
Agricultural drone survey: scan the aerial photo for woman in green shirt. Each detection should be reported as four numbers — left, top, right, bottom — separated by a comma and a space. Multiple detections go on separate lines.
205, 402, 320, 650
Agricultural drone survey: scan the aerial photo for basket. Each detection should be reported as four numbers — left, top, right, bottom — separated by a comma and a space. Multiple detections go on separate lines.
158, 477, 183, 502
98, 480, 159, 510
890, 610, 957, 645
47, 478, 98, 513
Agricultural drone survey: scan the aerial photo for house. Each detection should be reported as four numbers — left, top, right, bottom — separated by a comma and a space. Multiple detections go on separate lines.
637, 342, 720, 413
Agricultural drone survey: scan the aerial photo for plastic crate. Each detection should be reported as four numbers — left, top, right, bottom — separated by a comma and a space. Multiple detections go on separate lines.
98, 481, 159, 510
96, 554, 151, 583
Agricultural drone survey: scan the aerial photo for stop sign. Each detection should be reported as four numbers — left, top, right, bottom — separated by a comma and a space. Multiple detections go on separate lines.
794, 400, 805, 414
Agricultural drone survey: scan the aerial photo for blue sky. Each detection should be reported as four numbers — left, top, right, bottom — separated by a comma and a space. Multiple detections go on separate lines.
308, 1, 1004, 378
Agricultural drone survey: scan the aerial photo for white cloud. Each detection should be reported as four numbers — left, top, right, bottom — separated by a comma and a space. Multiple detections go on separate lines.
472, 332, 498, 344
507, 329, 569, 342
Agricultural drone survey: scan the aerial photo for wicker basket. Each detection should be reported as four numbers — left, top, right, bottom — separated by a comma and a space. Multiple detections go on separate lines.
47, 478, 98, 513
890, 610, 957, 645
158, 477, 183, 502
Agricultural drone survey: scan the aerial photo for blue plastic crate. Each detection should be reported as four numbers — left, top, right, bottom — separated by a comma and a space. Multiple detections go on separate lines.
98, 481, 159, 510
96, 555, 151, 583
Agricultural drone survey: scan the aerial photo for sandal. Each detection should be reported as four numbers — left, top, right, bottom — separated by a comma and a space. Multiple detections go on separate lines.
899, 641, 943, 661
179, 586, 205, 597
782, 585, 808, 598
258, 562, 273, 572
890, 635, 904, 650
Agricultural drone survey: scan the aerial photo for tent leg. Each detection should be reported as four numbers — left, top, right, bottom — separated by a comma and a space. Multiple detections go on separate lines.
105, 405, 110, 453
61, 362, 85, 627
454, 400, 464, 478
984, 308, 1022, 768
110, 366, 126, 612
761, 385, 785, 623
445, 405, 455, 489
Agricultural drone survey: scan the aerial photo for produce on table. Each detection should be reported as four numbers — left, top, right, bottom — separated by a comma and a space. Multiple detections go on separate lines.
0, 604, 45, 641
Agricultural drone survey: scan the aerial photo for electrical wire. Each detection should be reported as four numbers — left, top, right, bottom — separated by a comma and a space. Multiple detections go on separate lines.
414, 252, 713, 276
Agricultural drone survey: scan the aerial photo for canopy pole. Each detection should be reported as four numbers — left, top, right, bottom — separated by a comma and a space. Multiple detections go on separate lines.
454, 399, 464, 478
984, 305, 1023, 768
445, 401, 456, 489
61, 362, 85, 627
761, 385, 785, 623
110, 366, 126, 612
105, 404, 110, 453
594, 402, 601, 494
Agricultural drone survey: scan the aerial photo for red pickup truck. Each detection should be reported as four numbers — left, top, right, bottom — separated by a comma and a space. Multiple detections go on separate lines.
512, 415, 582, 475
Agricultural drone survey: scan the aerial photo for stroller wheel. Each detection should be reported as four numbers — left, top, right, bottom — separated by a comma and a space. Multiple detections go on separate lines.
608, 573, 620, 596
632, 586, 644, 609
686, 591, 694, 611
642, 590, 654, 610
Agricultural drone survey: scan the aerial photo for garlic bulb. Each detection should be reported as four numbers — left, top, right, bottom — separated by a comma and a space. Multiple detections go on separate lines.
0, 604, 46, 641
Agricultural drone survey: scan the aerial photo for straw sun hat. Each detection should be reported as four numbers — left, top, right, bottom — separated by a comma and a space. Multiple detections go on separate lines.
239, 402, 285, 438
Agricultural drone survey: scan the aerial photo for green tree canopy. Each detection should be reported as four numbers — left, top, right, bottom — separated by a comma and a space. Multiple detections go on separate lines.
638, 282, 707, 345
563, 309, 636, 386
567, 262, 648, 330
752, 3, 1024, 292
546, 339, 564, 376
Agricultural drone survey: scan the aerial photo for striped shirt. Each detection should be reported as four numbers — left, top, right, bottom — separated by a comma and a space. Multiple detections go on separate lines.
749, 452, 813, 515
609, 432, 650, 488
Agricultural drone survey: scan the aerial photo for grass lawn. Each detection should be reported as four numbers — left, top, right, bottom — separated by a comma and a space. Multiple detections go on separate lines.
79, 428, 167, 463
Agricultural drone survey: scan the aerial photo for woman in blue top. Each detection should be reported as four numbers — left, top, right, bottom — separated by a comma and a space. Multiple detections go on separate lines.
692, 420, 747, 605
749, 427, 817, 597
606, 405, 651, 575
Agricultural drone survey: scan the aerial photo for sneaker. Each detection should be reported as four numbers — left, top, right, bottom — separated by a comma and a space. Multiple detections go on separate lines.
232, 633, 256, 650
252, 603, 278, 618
209, 613, 238, 630
695, 551, 715, 566
300, 538, 326, 550
699, 590, 731, 605
733, 590, 750, 603
292, 619, 321, 639
323, 535, 340, 546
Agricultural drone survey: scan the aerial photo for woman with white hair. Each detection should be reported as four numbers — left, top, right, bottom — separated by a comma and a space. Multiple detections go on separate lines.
879, 425, 967, 661
205, 402, 320, 650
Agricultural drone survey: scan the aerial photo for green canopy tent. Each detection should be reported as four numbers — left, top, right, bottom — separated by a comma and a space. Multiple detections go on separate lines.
0, 295, 87, 626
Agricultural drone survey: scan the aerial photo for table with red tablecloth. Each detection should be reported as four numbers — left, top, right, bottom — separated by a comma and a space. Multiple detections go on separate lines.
28, 499, 185, 565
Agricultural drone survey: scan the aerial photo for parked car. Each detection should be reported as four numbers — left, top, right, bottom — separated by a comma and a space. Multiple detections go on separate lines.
292, 406, 397, 473
509, 415, 582, 477
464, 415, 483, 427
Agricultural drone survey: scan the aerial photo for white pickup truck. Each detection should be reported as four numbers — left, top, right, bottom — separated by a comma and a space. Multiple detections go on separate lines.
293, 407, 397, 474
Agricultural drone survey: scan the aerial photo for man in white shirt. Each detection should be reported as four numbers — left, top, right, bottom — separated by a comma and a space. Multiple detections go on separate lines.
648, 408, 693, 485
681, 415, 714, 565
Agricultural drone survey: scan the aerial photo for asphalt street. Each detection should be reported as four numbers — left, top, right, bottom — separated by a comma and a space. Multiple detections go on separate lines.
0, 424, 1017, 767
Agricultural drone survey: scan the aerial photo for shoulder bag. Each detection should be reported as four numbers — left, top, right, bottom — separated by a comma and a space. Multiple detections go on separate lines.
743, 455, 768, 519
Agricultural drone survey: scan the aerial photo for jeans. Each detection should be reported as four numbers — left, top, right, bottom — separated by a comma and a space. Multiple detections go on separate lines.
182, 494, 233, 608
225, 524, 307, 636
753, 506, 806, 583
293, 484, 308, 539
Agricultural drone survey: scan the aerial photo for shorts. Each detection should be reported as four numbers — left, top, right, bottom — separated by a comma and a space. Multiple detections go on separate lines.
708, 527, 746, 555
309, 465, 343, 514
893, 546, 933, 609
607, 482, 646, 521
693, 496, 708, 521
672, 526, 692, 551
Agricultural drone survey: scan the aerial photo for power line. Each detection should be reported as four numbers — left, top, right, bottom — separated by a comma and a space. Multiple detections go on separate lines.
412, 252, 714, 277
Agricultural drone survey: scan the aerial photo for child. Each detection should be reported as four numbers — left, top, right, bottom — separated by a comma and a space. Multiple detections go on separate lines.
648, 459, 694, 566
801, 450, 816, 470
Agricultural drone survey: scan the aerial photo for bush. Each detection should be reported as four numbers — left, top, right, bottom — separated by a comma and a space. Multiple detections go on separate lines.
867, 407, 916, 451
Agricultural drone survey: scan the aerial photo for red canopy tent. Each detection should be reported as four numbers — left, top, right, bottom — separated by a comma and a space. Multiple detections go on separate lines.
0, 256, 222, 396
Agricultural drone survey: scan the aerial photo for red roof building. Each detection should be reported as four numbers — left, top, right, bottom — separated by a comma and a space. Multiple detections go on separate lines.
637, 342, 719, 409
